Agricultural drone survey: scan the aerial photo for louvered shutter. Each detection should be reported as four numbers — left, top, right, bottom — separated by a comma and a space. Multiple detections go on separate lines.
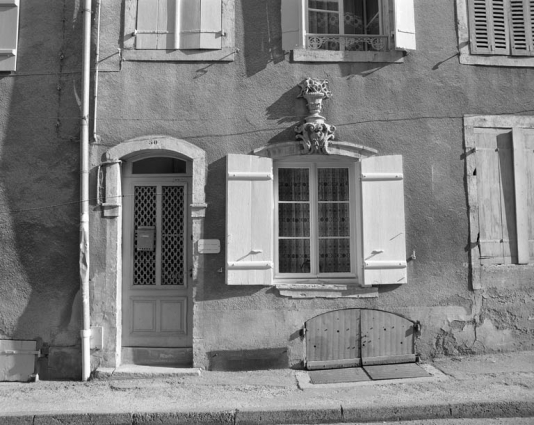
281, 0, 305, 50
474, 128, 517, 264
468, 0, 510, 54
509, 0, 534, 56
394, 0, 416, 50
360, 156, 407, 286
175, 0, 222, 49
0, 0, 20, 72
226, 154, 274, 286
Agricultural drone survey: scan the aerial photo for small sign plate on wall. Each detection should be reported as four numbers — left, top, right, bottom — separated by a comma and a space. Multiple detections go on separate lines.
198, 239, 220, 254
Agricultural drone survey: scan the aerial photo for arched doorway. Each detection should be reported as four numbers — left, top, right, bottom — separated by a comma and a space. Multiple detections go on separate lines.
101, 136, 207, 367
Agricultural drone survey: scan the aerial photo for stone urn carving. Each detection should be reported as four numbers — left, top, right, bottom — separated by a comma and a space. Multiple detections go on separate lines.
295, 78, 336, 154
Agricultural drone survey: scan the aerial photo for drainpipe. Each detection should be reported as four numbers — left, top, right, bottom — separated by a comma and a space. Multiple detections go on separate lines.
80, 0, 92, 382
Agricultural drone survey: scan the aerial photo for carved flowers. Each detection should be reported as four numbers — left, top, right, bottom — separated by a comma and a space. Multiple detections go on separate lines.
295, 78, 336, 154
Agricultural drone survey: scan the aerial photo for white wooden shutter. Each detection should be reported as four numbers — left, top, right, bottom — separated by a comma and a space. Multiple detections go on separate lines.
174, 0, 222, 49
468, 0, 510, 55
136, 0, 176, 49
361, 155, 407, 286
394, 0, 416, 51
0, 0, 20, 72
509, 0, 534, 56
281, 0, 305, 50
226, 154, 274, 285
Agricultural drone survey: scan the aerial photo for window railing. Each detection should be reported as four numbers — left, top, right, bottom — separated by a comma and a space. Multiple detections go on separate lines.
306, 34, 389, 52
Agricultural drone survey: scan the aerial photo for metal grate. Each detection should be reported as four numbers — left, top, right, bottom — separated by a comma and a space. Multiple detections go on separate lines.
134, 186, 157, 285
161, 186, 185, 285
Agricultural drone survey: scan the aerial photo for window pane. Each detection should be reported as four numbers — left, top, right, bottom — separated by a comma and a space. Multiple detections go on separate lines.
318, 168, 349, 201
343, 1, 380, 35
132, 157, 187, 174
318, 203, 350, 236
278, 168, 309, 201
279, 239, 311, 273
309, 1, 339, 11
279, 203, 310, 237
319, 239, 351, 272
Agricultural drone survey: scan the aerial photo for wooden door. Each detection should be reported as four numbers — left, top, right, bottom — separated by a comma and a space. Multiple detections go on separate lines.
122, 178, 191, 348
304, 309, 416, 370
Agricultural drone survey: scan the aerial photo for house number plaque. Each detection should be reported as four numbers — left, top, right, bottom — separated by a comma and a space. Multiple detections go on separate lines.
198, 239, 220, 254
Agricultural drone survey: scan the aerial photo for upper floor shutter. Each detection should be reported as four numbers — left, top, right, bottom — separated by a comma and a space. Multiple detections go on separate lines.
226, 154, 274, 285
509, 0, 534, 56
136, 0, 222, 50
281, 0, 305, 50
360, 155, 407, 286
0, 0, 20, 72
394, 0, 416, 50
136, 0, 175, 49
175, 0, 222, 49
468, 0, 510, 54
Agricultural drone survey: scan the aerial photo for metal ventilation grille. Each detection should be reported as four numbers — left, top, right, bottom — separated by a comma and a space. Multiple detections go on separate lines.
161, 186, 185, 285
134, 186, 157, 285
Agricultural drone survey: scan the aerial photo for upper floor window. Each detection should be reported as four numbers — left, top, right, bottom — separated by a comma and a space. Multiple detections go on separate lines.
281, 0, 416, 63
0, 0, 20, 72
468, 0, 534, 56
306, 0, 386, 52
457, 0, 534, 66
123, 0, 235, 62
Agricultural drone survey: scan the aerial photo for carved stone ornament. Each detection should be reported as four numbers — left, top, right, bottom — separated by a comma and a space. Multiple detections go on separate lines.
295, 78, 336, 154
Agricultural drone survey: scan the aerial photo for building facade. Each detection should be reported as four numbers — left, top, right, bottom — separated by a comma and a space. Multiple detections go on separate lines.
0, 0, 533, 379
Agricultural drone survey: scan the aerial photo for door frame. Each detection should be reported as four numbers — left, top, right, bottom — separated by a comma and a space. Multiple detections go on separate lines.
121, 176, 192, 348
97, 136, 207, 369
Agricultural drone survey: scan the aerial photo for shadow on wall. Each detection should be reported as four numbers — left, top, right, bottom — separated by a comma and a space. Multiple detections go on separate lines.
208, 347, 288, 371
0, 0, 84, 380
242, 0, 285, 77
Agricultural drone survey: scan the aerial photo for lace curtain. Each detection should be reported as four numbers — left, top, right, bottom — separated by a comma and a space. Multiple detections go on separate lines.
307, 0, 381, 51
278, 168, 351, 274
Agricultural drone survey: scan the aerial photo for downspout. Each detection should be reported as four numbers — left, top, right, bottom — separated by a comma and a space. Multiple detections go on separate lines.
80, 0, 92, 382
93, 0, 101, 142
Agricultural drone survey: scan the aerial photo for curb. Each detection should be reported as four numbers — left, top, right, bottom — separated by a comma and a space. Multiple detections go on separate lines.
1, 400, 533, 424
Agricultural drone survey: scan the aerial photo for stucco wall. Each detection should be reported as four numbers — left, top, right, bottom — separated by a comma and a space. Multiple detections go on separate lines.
87, 0, 534, 371
0, 0, 84, 379
1, 0, 534, 379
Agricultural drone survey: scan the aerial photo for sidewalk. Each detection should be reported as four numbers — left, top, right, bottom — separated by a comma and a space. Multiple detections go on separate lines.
0, 351, 532, 424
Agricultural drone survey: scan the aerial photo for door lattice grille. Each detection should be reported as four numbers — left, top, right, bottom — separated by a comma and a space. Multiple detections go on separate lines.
161, 186, 185, 285
134, 186, 157, 285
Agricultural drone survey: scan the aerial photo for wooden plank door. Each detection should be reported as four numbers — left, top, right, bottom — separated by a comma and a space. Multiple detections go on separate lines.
360, 309, 416, 365
305, 308, 361, 370
305, 309, 416, 370
122, 178, 191, 348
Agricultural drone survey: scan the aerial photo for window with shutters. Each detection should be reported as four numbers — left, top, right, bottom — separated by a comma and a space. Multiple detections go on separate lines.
226, 153, 408, 295
123, 0, 235, 62
0, 0, 20, 72
281, 0, 416, 63
457, 0, 534, 66
465, 116, 534, 287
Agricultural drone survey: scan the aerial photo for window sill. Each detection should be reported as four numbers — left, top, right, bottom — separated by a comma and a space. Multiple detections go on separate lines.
122, 47, 236, 62
275, 283, 378, 299
459, 52, 534, 67
292, 49, 405, 63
